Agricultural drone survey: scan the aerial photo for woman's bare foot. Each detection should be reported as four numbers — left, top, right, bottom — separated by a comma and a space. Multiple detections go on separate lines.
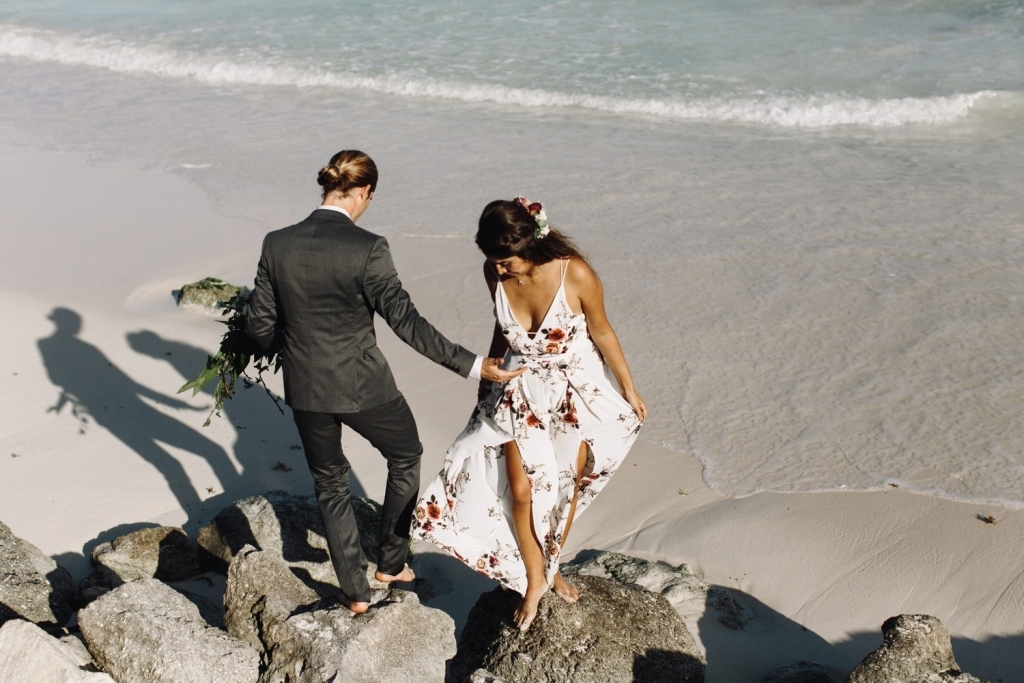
552, 573, 579, 603
336, 595, 370, 614
374, 565, 416, 583
513, 582, 549, 631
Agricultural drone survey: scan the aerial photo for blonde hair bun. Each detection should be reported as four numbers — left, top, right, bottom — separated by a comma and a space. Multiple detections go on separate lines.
317, 150, 378, 199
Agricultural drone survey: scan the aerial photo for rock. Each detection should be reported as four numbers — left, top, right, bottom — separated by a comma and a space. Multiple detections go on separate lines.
197, 490, 383, 591
463, 669, 508, 683
564, 550, 752, 630
171, 586, 226, 630
78, 564, 122, 604
91, 526, 199, 583
0, 619, 115, 683
0, 519, 75, 627
450, 574, 705, 683
58, 632, 95, 664
564, 551, 708, 602
79, 578, 259, 683
259, 588, 456, 683
762, 660, 840, 682
848, 615, 989, 683
224, 545, 320, 656
177, 277, 242, 313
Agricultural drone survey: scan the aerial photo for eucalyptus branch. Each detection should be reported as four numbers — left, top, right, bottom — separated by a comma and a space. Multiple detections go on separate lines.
178, 291, 284, 426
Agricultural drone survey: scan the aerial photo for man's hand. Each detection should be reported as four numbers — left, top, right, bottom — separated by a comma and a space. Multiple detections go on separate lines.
478, 357, 526, 383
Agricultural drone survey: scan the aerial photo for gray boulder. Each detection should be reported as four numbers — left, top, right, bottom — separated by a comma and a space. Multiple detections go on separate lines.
172, 586, 227, 630
564, 550, 752, 630
78, 565, 121, 604
79, 578, 259, 683
0, 519, 75, 627
198, 491, 384, 591
91, 526, 198, 583
224, 545, 320, 657
450, 574, 705, 683
848, 615, 989, 683
0, 619, 114, 683
463, 670, 508, 683
177, 277, 242, 313
259, 588, 456, 683
763, 661, 841, 682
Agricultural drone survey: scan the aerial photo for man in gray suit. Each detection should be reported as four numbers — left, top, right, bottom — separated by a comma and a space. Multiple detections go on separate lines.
246, 150, 522, 612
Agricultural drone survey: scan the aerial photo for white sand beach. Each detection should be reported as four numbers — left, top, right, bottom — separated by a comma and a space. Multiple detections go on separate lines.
2, 141, 1022, 682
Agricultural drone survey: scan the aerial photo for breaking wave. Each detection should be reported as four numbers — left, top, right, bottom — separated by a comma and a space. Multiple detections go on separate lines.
0, 23, 1005, 128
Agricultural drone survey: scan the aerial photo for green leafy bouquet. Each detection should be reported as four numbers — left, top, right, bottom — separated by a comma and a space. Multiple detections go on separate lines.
178, 290, 284, 426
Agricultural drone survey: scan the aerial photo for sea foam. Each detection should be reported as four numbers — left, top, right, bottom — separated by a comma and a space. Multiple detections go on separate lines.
0, 23, 1001, 128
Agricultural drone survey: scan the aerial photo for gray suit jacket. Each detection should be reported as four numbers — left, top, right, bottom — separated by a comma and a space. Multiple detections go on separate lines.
245, 209, 476, 413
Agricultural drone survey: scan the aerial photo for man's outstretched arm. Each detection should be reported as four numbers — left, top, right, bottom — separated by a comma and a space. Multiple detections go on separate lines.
363, 237, 523, 382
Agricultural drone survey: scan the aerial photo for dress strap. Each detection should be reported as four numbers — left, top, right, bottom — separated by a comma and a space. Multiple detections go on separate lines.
559, 258, 568, 285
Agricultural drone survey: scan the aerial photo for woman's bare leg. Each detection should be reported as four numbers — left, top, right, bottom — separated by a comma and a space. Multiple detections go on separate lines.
504, 440, 548, 630
552, 442, 588, 603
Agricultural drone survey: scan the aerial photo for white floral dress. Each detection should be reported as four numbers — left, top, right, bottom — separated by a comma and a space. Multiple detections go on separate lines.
412, 260, 642, 594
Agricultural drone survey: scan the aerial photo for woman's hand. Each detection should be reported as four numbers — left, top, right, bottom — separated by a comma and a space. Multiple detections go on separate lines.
623, 388, 647, 424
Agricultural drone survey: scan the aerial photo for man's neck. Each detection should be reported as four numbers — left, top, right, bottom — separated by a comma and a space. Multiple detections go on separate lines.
318, 204, 352, 219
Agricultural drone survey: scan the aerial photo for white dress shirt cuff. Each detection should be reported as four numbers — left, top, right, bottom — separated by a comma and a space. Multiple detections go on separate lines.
468, 355, 484, 381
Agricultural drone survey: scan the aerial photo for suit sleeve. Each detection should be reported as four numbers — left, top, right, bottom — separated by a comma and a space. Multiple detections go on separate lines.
363, 237, 477, 377
245, 238, 280, 352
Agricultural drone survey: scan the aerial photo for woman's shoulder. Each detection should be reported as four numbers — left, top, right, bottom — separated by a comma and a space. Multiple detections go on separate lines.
564, 257, 600, 288
481, 260, 499, 293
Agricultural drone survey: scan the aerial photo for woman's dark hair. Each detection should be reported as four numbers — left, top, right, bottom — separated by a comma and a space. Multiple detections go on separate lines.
317, 150, 378, 199
475, 200, 586, 264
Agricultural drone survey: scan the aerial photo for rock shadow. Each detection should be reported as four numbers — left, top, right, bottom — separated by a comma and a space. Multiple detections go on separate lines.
633, 649, 705, 682
38, 308, 239, 515
695, 584, 869, 682
408, 550, 499, 639
951, 633, 1024, 683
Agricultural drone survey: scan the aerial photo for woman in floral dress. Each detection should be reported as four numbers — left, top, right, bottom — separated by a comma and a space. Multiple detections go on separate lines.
412, 198, 646, 630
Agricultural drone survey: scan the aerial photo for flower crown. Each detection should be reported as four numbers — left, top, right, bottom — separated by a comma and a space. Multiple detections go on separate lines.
514, 196, 550, 239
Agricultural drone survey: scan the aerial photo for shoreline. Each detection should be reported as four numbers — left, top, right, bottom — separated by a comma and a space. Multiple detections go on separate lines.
2, 143, 1023, 682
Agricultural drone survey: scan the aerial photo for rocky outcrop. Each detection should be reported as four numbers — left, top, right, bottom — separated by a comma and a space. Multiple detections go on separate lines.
463, 670, 508, 683
848, 615, 989, 683
78, 578, 259, 683
563, 550, 752, 630
762, 661, 840, 682
197, 491, 383, 591
259, 588, 456, 683
0, 520, 75, 628
224, 544, 444, 681
177, 277, 242, 313
223, 545, 320, 657
91, 526, 198, 583
172, 586, 227, 630
0, 619, 114, 683
79, 528, 201, 607
450, 574, 705, 683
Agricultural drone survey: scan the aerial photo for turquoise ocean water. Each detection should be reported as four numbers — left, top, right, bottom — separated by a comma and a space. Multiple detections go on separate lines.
2, 0, 1023, 507
2, 0, 1022, 125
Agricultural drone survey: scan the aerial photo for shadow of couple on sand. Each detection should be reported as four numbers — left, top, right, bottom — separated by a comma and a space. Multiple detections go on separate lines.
37, 307, 366, 568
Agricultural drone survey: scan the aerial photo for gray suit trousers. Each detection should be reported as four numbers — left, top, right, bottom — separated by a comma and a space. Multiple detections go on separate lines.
292, 396, 421, 602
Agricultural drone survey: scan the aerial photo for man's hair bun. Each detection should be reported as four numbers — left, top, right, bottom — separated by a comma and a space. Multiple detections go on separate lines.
317, 150, 378, 199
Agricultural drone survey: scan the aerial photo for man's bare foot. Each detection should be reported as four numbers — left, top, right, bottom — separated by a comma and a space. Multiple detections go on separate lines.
374, 565, 416, 583
336, 595, 370, 614
552, 573, 579, 603
513, 582, 549, 631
